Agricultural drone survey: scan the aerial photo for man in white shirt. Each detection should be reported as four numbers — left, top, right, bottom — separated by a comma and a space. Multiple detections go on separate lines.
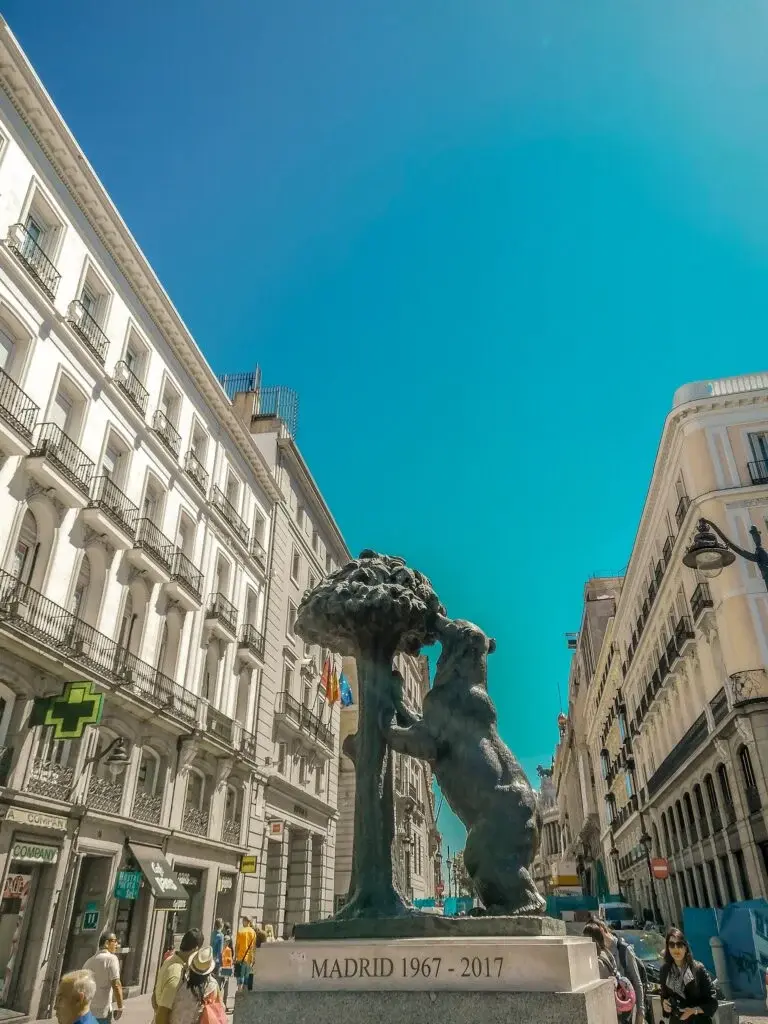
83, 931, 123, 1024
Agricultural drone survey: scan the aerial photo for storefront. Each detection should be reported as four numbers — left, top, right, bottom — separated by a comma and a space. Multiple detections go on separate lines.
214, 873, 236, 929
0, 816, 65, 1014
127, 844, 189, 968
171, 867, 205, 948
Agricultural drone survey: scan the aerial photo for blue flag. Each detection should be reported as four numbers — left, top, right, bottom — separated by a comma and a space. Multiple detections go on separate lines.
340, 673, 354, 707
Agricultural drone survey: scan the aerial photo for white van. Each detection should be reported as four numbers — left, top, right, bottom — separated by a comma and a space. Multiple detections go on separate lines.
598, 902, 635, 929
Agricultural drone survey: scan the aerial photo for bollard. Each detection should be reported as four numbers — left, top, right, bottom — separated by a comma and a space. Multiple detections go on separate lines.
709, 936, 732, 1000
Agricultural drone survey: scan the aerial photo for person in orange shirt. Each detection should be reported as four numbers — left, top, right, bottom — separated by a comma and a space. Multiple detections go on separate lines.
234, 917, 256, 993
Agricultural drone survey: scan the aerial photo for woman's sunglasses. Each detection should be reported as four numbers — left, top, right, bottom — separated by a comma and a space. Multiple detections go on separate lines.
668, 941, 687, 949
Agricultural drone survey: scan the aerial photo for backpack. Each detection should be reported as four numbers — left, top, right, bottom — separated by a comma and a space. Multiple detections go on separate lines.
199, 991, 227, 1024
600, 952, 636, 1015
617, 938, 648, 991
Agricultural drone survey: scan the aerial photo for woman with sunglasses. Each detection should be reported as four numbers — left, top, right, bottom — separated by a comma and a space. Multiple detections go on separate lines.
660, 928, 718, 1023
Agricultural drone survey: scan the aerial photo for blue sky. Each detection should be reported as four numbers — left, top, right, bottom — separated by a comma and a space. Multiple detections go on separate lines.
7, 1, 768, 862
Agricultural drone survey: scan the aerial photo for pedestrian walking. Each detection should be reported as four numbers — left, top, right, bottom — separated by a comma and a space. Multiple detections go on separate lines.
54, 970, 99, 1024
152, 929, 204, 1024
234, 917, 256, 993
660, 927, 718, 1024
219, 935, 234, 1010
210, 919, 224, 980
83, 931, 123, 1024
170, 947, 225, 1024
583, 922, 637, 1022
588, 916, 646, 1024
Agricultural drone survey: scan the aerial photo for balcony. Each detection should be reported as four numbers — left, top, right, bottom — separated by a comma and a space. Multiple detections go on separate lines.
0, 367, 38, 455
7, 223, 61, 299
184, 449, 209, 495
205, 592, 238, 641
82, 475, 138, 547
127, 518, 174, 582
691, 582, 714, 622
0, 569, 198, 728
657, 651, 669, 682
748, 460, 768, 486
238, 623, 266, 665
132, 789, 163, 825
666, 634, 680, 669
164, 549, 203, 610
274, 690, 334, 750
647, 712, 708, 798
207, 703, 234, 745
26, 756, 74, 801
662, 534, 675, 568
675, 494, 691, 529
674, 615, 695, 653
152, 409, 181, 458
86, 774, 124, 815
211, 485, 250, 546
654, 560, 664, 587
66, 300, 109, 364
746, 786, 762, 814
710, 687, 729, 726
250, 537, 267, 569
222, 817, 242, 845
113, 360, 149, 415
28, 422, 94, 506
183, 805, 209, 837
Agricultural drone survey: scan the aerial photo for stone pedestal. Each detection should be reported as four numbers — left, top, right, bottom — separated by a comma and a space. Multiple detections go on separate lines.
238, 931, 616, 1024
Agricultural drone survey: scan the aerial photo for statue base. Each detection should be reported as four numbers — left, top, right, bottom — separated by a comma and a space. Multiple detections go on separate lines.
240, 933, 614, 1024
294, 913, 564, 940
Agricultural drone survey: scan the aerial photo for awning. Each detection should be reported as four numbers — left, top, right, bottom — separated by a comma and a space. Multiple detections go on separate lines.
128, 843, 189, 910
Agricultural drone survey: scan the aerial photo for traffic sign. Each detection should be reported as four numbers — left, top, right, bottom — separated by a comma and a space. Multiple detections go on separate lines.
651, 858, 669, 880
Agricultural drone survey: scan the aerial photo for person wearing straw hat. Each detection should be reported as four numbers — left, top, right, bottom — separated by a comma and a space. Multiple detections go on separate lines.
170, 947, 225, 1024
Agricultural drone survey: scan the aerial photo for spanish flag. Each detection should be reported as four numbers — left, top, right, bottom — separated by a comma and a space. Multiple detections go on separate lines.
321, 656, 332, 699
329, 665, 341, 704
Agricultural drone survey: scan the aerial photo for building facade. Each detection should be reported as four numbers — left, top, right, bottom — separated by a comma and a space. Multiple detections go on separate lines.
551, 374, 768, 924
0, 23, 347, 1016
335, 652, 442, 910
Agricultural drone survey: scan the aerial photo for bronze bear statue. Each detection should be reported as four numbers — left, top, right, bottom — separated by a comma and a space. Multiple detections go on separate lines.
384, 615, 545, 916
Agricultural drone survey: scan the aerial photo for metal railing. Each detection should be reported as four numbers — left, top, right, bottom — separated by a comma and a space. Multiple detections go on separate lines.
184, 449, 209, 494
691, 582, 713, 621
0, 569, 198, 727
30, 422, 94, 496
674, 615, 695, 647
239, 623, 266, 659
662, 535, 675, 567
647, 713, 708, 797
26, 757, 75, 800
207, 592, 238, 636
250, 537, 267, 566
0, 366, 38, 441
87, 475, 138, 537
274, 689, 334, 748
113, 360, 149, 414
675, 495, 691, 529
7, 223, 61, 299
710, 687, 729, 726
66, 299, 109, 363
748, 460, 768, 486
222, 817, 241, 845
86, 774, 124, 815
211, 485, 250, 545
132, 789, 163, 825
152, 409, 181, 457
207, 704, 234, 744
183, 805, 209, 837
170, 549, 203, 602
240, 729, 258, 762
134, 518, 174, 573
217, 375, 299, 439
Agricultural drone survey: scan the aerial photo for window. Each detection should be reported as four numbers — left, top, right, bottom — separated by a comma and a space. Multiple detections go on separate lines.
225, 471, 240, 509
253, 510, 266, 546
123, 331, 147, 381
176, 512, 195, 557
600, 749, 609, 780
142, 478, 164, 525
277, 743, 287, 775
717, 764, 734, 810
297, 505, 305, 530
50, 384, 75, 434
749, 432, 768, 465
291, 549, 301, 583
299, 756, 308, 785
159, 379, 181, 426
312, 528, 319, 553
191, 422, 208, 461
286, 601, 297, 637
307, 572, 317, 595
315, 761, 325, 797
326, 552, 333, 574
705, 774, 719, 815
12, 509, 37, 582
733, 849, 752, 899
739, 746, 758, 791
624, 774, 634, 800
0, 327, 15, 373
283, 661, 293, 693
70, 554, 91, 619
303, 682, 312, 707
618, 712, 627, 742
719, 855, 736, 903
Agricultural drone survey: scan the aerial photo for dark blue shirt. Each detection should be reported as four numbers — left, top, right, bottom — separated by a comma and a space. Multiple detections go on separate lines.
211, 930, 224, 965
75, 1012, 100, 1024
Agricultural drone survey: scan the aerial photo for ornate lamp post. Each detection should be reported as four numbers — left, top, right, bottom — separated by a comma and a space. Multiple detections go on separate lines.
609, 843, 623, 898
683, 518, 768, 586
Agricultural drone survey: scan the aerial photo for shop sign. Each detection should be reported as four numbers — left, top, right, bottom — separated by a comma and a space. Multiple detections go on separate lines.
240, 855, 258, 874
30, 681, 104, 740
11, 842, 59, 865
4, 808, 67, 831
82, 901, 99, 931
2, 874, 30, 900
127, 844, 188, 903
651, 858, 669, 880
218, 875, 234, 893
155, 898, 188, 912
114, 870, 142, 900
267, 821, 284, 841
175, 871, 199, 889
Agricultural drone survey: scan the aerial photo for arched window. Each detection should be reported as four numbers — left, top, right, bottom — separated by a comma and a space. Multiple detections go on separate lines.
661, 811, 671, 856
704, 774, 720, 820
717, 764, 734, 818
694, 784, 707, 823
683, 793, 698, 841
739, 746, 761, 811
185, 768, 205, 810
12, 509, 37, 583
676, 801, 688, 847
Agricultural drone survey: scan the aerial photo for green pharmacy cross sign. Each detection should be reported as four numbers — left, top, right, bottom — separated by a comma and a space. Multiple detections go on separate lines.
30, 681, 104, 740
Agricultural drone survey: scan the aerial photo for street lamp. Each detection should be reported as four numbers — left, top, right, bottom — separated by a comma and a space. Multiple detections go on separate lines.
609, 844, 623, 898
683, 518, 768, 586
639, 829, 663, 927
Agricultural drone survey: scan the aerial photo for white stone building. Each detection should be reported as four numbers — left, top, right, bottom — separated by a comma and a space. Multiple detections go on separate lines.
0, 21, 346, 1016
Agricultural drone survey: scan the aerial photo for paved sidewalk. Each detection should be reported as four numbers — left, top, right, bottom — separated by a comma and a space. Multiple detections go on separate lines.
32, 991, 237, 1024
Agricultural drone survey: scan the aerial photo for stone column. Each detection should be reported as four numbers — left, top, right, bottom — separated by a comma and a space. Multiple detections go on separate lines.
285, 830, 312, 929
262, 828, 289, 934
208, 757, 234, 841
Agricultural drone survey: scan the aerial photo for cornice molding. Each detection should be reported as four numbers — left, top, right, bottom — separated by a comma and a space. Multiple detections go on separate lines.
0, 22, 282, 506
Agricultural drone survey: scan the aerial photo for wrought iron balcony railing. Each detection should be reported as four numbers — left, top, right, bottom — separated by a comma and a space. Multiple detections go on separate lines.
675, 494, 691, 529
207, 704, 234, 744
250, 537, 267, 567
662, 534, 675, 568
222, 817, 242, 845
134, 518, 174, 573
184, 449, 209, 494
0, 366, 38, 442
7, 223, 61, 299
170, 549, 203, 602
274, 689, 334, 749
26, 756, 74, 800
30, 422, 94, 496
183, 805, 209, 837
86, 774, 124, 815
239, 623, 266, 659
152, 409, 181, 458
207, 592, 238, 636
87, 475, 138, 537
113, 360, 149, 415
674, 615, 695, 648
66, 299, 109, 363
748, 459, 768, 486
132, 789, 163, 825
211, 485, 250, 545
691, 582, 713, 621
